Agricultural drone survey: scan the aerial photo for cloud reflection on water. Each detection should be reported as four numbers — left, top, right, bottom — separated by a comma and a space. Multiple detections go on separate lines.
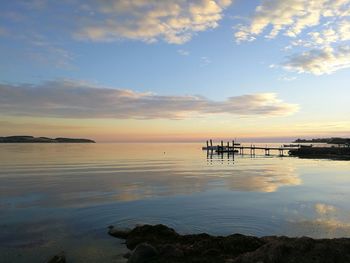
0, 146, 301, 208
285, 202, 350, 238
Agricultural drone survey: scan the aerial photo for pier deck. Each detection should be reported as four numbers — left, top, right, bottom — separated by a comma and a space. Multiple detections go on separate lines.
203, 140, 299, 156
203, 139, 350, 158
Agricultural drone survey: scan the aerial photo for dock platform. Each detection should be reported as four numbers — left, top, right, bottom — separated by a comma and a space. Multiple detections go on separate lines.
203, 140, 299, 157
203, 139, 350, 159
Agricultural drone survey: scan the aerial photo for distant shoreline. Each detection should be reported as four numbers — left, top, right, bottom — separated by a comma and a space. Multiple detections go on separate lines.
293, 137, 350, 145
0, 136, 95, 143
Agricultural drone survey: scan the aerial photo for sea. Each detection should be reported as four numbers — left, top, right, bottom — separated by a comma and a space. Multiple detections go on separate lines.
1, 143, 350, 262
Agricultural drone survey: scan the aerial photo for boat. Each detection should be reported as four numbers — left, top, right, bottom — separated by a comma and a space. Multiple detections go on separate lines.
202, 146, 219, 150
216, 149, 239, 153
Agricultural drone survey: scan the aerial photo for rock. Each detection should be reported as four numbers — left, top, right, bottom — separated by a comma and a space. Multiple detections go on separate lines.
221, 234, 265, 255
109, 224, 350, 263
159, 244, 184, 258
125, 224, 179, 250
233, 236, 350, 263
202, 248, 221, 256
47, 252, 65, 263
128, 243, 158, 263
108, 226, 131, 239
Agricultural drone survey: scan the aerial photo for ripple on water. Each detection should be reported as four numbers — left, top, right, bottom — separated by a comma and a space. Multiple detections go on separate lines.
1, 143, 350, 262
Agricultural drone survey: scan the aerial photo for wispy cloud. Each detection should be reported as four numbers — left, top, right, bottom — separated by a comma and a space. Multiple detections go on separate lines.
19, 0, 48, 10
177, 49, 190, 56
283, 46, 350, 75
288, 20, 350, 49
0, 80, 299, 119
278, 75, 297, 81
0, 22, 74, 69
76, 0, 233, 44
200, 56, 211, 67
25, 34, 75, 69
0, 120, 87, 131
234, 0, 350, 42
234, 0, 350, 75
0, 3, 74, 69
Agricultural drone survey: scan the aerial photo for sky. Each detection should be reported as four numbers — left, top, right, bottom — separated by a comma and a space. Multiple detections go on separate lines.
0, 0, 350, 142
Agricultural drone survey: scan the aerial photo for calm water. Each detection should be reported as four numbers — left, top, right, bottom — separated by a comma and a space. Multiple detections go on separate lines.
1, 143, 350, 262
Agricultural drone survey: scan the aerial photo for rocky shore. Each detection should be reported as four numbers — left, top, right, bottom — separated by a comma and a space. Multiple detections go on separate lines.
107, 224, 350, 263
288, 146, 350, 160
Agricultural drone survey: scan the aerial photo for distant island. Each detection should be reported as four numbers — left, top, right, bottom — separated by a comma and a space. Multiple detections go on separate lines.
0, 136, 95, 143
293, 137, 350, 145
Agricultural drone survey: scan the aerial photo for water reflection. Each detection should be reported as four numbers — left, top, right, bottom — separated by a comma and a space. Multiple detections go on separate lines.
0, 145, 302, 208
206, 150, 235, 163
227, 167, 300, 192
284, 202, 350, 238
1, 143, 350, 262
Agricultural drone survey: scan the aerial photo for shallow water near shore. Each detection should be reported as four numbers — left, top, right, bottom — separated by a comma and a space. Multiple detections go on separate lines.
1, 143, 350, 262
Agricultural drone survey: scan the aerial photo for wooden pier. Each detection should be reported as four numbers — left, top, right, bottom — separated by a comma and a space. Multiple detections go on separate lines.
203, 140, 298, 157
203, 139, 350, 160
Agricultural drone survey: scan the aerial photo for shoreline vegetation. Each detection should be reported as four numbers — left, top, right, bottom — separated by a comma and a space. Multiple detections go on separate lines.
288, 147, 350, 160
289, 137, 350, 160
0, 136, 95, 143
293, 137, 350, 145
48, 224, 350, 263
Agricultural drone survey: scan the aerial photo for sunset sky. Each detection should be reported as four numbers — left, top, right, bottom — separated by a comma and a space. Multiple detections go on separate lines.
1, 0, 350, 142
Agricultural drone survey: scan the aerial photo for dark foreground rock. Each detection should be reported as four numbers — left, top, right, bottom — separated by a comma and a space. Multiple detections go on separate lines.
109, 224, 350, 263
47, 252, 66, 263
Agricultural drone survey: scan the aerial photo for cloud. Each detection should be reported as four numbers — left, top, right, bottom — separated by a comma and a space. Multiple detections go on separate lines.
283, 45, 350, 75
233, 0, 350, 75
294, 121, 350, 131
177, 49, 190, 56
200, 56, 211, 66
26, 34, 74, 69
0, 23, 74, 68
0, 120, 87, 131
0, 80, 298, 119
76, 0, 233, 44
234, 0, 350, 42
19, 0, 48, 10
278, 75, 297, 81
289, 20, 350, 48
